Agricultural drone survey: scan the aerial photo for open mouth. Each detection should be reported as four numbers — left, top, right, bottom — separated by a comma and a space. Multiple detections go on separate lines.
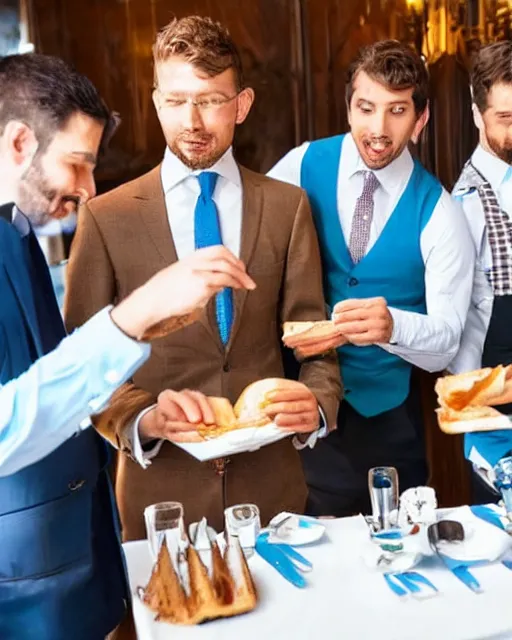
363, 139, 392, 155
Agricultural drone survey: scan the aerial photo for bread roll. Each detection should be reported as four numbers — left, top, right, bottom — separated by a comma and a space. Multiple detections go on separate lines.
196, 378, 292, 439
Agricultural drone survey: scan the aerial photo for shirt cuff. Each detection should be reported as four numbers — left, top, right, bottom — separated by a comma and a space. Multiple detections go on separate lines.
293, 406, 329, 450
128, 404, 164, 468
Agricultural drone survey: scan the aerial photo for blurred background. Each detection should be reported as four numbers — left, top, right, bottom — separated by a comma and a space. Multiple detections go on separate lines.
2, 0, 511, 506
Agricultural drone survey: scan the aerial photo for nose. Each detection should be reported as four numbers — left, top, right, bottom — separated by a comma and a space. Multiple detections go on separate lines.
78, 170, 96, 204
180, 101, 204, 130
368, 109, 388, 138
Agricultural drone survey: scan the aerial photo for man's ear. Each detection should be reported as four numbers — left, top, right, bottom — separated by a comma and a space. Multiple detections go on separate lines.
2, 121, 38, 169
235, 87, 255, 125
411, 102, 430, 144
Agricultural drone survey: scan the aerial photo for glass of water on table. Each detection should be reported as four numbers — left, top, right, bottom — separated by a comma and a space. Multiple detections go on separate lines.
144, 501, 185, 560
368, 466, 399, 533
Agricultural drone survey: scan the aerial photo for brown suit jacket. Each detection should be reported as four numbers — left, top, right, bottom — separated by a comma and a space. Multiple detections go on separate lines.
65, 164, 341, 539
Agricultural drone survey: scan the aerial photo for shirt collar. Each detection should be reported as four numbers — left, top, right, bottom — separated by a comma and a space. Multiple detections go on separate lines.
344, 132, 414, 194
0, 202, 30, 237
472, 144, 512, 191
161, 146, 241, 193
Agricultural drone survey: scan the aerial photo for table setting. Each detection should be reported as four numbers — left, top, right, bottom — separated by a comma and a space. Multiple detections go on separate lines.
122, 459, 512, 640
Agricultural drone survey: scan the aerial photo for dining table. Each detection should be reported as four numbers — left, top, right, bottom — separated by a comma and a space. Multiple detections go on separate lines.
122, 510, 512, 640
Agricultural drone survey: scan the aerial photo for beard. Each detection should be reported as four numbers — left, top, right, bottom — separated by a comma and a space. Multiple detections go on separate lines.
487, 132, 512, 165
18, 157, 78, 227
168, 130, 228, 170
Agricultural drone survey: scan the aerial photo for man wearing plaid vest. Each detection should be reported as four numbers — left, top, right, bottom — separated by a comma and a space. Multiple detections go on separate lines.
451, 41, 512, 500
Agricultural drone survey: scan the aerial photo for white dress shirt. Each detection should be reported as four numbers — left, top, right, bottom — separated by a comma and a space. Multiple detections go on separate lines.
449, 145, 512, 374
268, 133, 475, 373
131, 147, 324, 467
0, 208, 150, 476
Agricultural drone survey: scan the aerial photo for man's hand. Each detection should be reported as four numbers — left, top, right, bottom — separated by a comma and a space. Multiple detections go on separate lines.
111, 246, 256, 340
139, 389, 216, 444
263, 380, 320, 434
332, 297, 393, 345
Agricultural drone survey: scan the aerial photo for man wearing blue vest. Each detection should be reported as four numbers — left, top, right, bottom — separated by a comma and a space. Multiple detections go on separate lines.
450, 41, 512, 502
269, 40, 475, 517
0, 54, 254, 640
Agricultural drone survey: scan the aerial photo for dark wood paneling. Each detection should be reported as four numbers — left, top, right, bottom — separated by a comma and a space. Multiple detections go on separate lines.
32, 0, 300, 177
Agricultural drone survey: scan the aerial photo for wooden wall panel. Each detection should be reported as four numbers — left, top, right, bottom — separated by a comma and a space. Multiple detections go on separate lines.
32, 0, 300, 178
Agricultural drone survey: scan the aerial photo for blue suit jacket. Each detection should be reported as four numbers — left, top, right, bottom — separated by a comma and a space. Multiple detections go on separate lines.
0, 216, 127, 640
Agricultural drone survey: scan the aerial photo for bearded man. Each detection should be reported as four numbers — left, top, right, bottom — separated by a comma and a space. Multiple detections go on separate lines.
64, 15, 341, 538
450, 41, 512, 501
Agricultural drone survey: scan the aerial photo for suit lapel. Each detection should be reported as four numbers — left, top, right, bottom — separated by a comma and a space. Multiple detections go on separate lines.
134, 165, 221, 346
135, 165, 179, 265
226, 167, 263, 352
0, 220, 43, 356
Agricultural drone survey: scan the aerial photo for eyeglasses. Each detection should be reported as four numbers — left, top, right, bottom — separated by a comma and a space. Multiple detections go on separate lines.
155, 90, 240, 112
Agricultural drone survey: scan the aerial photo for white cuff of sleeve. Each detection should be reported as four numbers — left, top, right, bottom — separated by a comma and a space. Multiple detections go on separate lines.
293, 406, 329, 450
387, 307, 404, 346
129, 404, 164, 468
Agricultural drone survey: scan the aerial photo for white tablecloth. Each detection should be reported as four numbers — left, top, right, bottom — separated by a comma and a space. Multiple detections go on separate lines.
123, 515, 512, 640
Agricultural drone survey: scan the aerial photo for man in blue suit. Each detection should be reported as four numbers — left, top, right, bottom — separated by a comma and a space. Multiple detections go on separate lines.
0, 54, 254, 640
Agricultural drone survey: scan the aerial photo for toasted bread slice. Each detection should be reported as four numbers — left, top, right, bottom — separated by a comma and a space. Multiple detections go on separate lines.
282, 320, 342, 346
142, 537, 257, 625
435, 365, 512, 412
437, 404, 512, 434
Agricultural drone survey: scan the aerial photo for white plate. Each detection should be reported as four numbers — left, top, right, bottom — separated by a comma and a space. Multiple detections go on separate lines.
266, 513, 326, 546
174, 422, 291, 461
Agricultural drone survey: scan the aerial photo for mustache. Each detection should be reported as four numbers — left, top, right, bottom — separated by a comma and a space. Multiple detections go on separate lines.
177, 131, 212, 143
61, 195, 80, 206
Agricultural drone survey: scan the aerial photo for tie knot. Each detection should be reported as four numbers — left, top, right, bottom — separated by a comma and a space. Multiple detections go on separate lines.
197, 171, 219, 199
361, 170, 379, 195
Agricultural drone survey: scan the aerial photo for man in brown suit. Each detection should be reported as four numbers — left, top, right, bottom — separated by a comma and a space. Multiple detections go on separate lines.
65, 16, 341, 540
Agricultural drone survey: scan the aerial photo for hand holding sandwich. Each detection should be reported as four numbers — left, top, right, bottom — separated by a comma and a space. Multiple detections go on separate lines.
139, 379, 320, 444
263, 380, 320, 434
139, 389, 215, 444
332, 296, 393, 345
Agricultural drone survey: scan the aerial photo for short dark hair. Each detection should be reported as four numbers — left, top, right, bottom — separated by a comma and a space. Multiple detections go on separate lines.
345, 40, 429, 114
471, 41, 512, 113
0, 53, 116, 151
153, 16, 244, 91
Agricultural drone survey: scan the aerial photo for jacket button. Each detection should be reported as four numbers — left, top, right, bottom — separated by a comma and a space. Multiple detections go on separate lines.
348, 277, 359, 286
223, 363, 230, 372
68, 479, 86, 492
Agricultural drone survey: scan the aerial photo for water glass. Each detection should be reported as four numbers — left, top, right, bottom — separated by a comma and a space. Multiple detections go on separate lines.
368, 466, 399, 532
144, 501, 185, 560
224, 504, 261, 556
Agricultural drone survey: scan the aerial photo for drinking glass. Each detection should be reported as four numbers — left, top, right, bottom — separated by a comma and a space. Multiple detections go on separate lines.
368, 466, 399, 532
224, 504, 261, 557
144, 501, 185, 560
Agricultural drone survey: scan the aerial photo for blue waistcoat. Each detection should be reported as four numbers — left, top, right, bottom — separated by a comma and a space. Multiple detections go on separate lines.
0, 217, 127, 640
301, 135, 442, 417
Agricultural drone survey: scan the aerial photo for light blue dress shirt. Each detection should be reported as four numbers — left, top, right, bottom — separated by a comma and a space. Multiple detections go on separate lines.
0, 208, 150, 477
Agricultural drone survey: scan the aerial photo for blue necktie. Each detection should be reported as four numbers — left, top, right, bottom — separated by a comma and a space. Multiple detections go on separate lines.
194, 171, 233, 345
